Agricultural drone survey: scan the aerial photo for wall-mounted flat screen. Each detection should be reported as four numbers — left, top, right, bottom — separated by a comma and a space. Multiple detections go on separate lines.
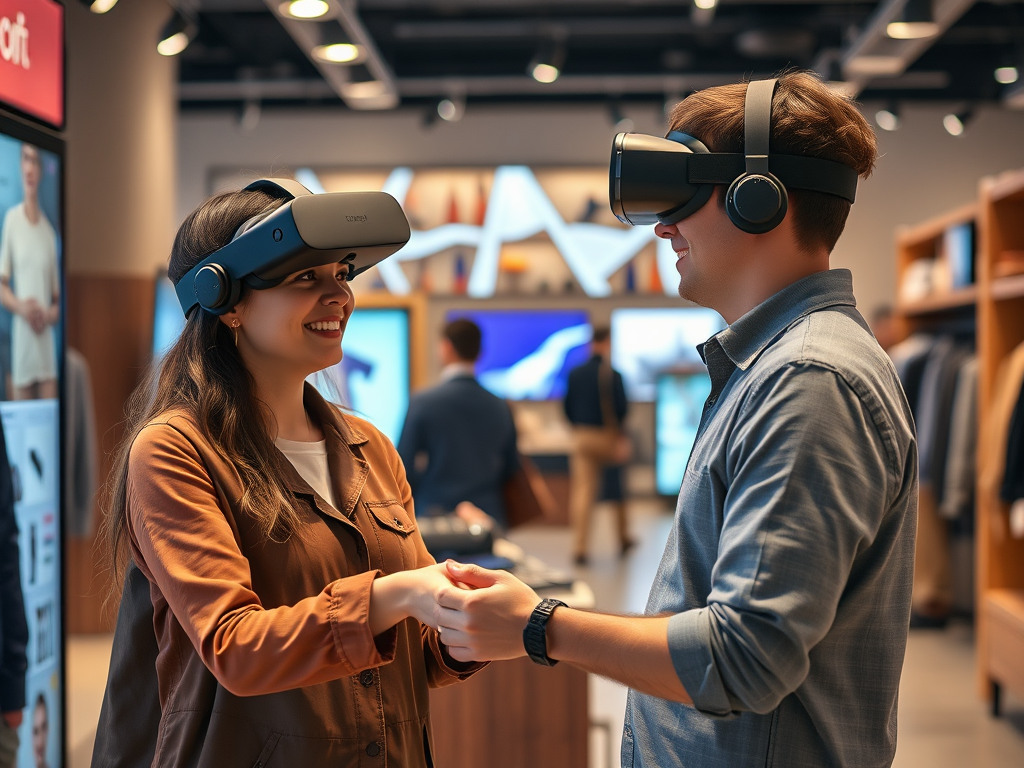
311, 308, 410, 444
445, 309, 591, 401
655, 370, 712, 496
0, 125, 63, 768
611, 308, 724, 402
152, 273, 186, 359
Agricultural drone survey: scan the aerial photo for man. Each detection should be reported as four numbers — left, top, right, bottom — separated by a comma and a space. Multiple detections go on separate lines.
0, 143, 60, 401
0, 420, 27, 768
433, 72, 917, 768
563, 326, 631, 564
397, 318, 520, 527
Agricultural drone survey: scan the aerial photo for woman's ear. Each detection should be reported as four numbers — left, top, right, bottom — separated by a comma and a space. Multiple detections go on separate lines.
218, 308, 242, 330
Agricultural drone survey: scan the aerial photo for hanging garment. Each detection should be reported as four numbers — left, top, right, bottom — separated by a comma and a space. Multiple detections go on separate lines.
940, 356, 978, 520
887, 333, 933, 417
1000, 373, 1024, 505
63, 348, 98, 538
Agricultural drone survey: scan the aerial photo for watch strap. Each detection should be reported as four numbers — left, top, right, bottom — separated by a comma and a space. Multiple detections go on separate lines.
523, 598, 567, 666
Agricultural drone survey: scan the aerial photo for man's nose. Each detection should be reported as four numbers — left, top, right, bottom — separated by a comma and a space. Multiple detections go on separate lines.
654, 222, 678, 240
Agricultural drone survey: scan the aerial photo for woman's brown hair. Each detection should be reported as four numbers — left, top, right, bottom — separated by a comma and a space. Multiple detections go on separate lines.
667, 70, 878, 254
102, 186, 304, 598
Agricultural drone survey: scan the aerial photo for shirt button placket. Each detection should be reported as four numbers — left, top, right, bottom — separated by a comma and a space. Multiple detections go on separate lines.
365, 741, 381, 757
360, 669, 375, 687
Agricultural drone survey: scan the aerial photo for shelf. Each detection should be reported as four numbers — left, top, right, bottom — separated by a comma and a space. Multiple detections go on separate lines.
896, 203, 977, 248
992, 274, 1024, 302
987, 169, 1024, 205
897, 285, 977, 316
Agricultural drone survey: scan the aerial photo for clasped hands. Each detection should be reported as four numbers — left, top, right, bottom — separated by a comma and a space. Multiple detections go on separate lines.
410, 560, 545, 664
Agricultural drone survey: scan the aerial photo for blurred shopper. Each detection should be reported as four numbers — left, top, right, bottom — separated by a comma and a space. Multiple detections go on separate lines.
397, 318, 519, 528
431, 72, 918, 768
563, 327, 632, 564
0, 420, 26, 768
94, 185, 482, 768
0, 143, 59, 401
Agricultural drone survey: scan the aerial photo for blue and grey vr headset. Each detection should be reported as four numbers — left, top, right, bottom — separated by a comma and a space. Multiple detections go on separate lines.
175, 178, 411, 317
609, 78, 860, 234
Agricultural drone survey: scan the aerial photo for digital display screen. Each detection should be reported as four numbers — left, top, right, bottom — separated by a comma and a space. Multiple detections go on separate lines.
152, 273, 186, 359
310, 307, 410, 444
610, 308, 724, 402
655, 371, 712, 496
445, 309, 591, 401
0, 129, 63, 768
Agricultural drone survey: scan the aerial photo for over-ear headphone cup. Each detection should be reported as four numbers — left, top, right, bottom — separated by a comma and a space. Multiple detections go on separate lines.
194, 263, 240, 315
726, 173, 788, 234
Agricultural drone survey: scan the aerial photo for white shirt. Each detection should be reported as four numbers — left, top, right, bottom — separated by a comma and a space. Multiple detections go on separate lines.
275, 437, 337, 509
0, 202, 58, 388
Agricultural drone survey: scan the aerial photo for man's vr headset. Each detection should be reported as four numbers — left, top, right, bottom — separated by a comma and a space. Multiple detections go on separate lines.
175, 178, 411, 317
609, 78, 860, 234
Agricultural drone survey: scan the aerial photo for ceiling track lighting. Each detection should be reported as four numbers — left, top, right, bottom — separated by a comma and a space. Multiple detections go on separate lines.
437, 94, 466, 122
943, 107, 973, 137
279, 0, 330, 20
529, 42, 566, 84
995, 65, 1020, 85
312, 42, 365, 64
82, 0, 118, 14
693, 0, 717, 10
887, 0, 940, 41
875, 103, 901, 131
157, 9, 197, 57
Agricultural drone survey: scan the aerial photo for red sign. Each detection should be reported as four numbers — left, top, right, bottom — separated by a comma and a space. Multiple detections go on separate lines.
0, 0, 64, 128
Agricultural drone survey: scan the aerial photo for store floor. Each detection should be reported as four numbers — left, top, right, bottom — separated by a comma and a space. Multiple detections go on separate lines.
67, 501, 1024, 768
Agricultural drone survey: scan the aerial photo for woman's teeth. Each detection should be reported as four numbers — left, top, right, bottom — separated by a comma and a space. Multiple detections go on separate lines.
306, 320, 341, 331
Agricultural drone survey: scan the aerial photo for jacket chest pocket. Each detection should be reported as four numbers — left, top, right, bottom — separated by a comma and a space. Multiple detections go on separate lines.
363, 499, 419, 572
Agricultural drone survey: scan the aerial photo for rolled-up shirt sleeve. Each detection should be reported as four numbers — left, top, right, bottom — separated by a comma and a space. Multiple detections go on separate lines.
127, 423, 398, 698
668, 362, 896, 716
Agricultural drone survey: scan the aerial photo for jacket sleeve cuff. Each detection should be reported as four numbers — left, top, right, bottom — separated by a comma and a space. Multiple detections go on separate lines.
426, 628, 487, 681
667, 610, 736, 719
328, 570, 398, 671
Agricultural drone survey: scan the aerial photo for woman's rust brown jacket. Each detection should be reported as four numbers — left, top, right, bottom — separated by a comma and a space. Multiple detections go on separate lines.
118, 386, 482, 767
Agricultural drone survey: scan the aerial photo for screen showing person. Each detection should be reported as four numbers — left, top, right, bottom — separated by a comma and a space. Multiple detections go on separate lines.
655, 370, 712, 496
0, 138, 61, 402
0, 130, 63, 768
446, 309, 591, 401
610, 307, 724, 402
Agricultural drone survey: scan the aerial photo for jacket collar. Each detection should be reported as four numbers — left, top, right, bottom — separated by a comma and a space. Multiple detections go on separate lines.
712, 269, 857, 372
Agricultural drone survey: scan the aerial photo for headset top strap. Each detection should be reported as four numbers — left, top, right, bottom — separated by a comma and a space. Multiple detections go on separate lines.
244, 177, 312, 199
744, 79, 777, 176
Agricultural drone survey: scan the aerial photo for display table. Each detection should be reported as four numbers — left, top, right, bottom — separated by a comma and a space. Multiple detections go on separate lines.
428, 540, 594, 768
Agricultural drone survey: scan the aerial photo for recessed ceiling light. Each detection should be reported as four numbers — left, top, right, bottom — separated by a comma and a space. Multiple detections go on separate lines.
875, 107, 900, 131
87, 0, 118, 13
694, 0, 717, 10
532, 63, 560, 83
887, 0, 939, 40
312, 43, 363, 64
996, 66, 1020, 85
280, 0, 329, 20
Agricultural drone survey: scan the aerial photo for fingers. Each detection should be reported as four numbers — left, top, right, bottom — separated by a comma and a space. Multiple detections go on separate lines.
446, 560, 500, 589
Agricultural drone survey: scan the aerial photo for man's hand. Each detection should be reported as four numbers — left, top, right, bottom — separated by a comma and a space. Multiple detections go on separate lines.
2, 710, 22, 730
453, 501, 495, 529
434, 561, 542, 663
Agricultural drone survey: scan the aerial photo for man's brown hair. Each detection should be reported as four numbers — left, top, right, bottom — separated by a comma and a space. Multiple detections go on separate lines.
667, 70, 877, 254
444, 318, 482, 361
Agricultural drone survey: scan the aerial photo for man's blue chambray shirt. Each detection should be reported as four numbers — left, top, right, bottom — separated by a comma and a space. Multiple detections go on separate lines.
623, 269, 918, 768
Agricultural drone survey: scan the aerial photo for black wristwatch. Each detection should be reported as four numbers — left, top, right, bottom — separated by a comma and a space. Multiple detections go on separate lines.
522, 598, 567, 666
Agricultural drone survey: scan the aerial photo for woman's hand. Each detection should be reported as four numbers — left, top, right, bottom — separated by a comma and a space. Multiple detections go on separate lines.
368, 563, 464, 637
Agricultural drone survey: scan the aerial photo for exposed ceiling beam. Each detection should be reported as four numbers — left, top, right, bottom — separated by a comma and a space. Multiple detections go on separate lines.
839, 0, 978, 95
262, 0, 400, 109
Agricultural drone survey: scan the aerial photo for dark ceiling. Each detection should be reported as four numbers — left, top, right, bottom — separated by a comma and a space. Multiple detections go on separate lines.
176, 0, 1024, 111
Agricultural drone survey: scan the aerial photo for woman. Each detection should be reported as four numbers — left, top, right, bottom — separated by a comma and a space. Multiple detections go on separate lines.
101, 183, 481, 767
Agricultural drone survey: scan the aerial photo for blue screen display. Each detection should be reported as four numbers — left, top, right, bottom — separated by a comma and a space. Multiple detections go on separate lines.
153, 273, 186, 359
446, 309, 592, 401
311, 308, 410, 444
655, 371, 712, 496
611, 307, 724, 402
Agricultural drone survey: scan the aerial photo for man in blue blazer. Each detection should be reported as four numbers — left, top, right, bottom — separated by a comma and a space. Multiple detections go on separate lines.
398, 318, 519, 527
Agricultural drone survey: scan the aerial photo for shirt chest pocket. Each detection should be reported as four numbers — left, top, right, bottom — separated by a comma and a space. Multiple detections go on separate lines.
363, 499, 419, 572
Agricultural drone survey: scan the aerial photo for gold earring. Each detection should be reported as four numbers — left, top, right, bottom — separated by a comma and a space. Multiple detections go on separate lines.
231, 319, 240, 346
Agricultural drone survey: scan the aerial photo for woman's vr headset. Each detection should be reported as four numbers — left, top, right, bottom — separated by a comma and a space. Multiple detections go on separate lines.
609, 78, 860, 234
175, 178, 411, 317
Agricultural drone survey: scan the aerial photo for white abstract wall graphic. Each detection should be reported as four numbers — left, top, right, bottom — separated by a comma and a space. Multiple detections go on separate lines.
296, 166, 679, 298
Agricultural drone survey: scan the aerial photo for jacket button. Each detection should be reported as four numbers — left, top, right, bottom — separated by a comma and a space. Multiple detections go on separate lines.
366, 741, 381, 757
360, 669, 375, 687
393, 517, 403, 528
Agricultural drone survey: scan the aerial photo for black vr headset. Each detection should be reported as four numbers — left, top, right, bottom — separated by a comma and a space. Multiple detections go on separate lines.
175, 178, 411, 317
609, 78, 860, 234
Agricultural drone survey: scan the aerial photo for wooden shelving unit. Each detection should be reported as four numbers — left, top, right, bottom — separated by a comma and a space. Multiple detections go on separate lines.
977, 168, 1024, 713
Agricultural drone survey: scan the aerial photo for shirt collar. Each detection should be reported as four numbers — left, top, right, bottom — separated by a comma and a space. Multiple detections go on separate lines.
712, 269, 857, 371
440, 362, 477, 382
